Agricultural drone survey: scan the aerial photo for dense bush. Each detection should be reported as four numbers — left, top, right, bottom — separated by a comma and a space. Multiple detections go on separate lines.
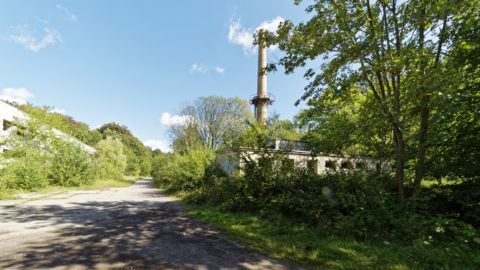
151, 146, 215, 191
423, 177, 480, 228
0, 135, 95, 191
0, 115, 128, 194
0, 149, 49, 190
172, 154, 479, 246
98, 123, 152, 176
94, 137, 127, 180
48, 139, 95, 186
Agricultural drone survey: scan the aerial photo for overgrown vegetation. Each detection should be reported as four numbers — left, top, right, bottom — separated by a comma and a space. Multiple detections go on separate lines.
94, 136, 127, 181
260, 0, 480, 201
152, 18, 480, 264
0, 104, 146, 196
98, 123, 152, 176
15, 104, 153, 178
188, 206, 479, 270
154, 130, 479, 268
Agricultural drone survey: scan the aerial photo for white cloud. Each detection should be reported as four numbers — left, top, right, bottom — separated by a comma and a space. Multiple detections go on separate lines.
160, 112, 190, 126
228, 19, 255, 54
228, 16, 284, 55
257, 16, 285, 33
56, 4, 77, 22
34, 17, 50, 24
190, 63, 225, 74
215, 66, 225, 73
144, 140, 172, 153
48, 107, 66, 115
190, 63, 209, 73
0, 88, 35, 105
8, 25, 63, 52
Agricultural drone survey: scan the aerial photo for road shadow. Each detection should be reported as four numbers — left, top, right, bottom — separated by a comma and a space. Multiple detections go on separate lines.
0, 183, 299, 269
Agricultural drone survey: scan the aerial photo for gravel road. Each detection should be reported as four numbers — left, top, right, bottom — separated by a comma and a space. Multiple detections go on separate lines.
0, 178, 301, 270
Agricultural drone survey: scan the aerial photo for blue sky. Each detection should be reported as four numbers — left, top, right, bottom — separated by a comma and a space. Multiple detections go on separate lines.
0, 0, 312, 152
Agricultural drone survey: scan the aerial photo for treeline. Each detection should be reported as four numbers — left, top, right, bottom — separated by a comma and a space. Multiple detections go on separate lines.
0, 104, 152, 193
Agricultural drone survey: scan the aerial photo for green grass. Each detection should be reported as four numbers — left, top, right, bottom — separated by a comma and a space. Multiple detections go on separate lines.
0, 176, 141, 200
184, 204, 480, 270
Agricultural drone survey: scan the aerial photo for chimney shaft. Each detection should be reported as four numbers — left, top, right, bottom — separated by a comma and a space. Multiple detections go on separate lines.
257, 42, 267, 98
255, 34, 268, 125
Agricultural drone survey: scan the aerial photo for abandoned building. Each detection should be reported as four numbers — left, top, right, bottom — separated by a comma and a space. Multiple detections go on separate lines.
0, 100, 95, 155
216, 139, 381, 175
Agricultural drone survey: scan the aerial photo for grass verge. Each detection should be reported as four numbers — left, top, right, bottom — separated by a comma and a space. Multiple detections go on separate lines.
184, 203, 479, 270
0, 176, 141, 200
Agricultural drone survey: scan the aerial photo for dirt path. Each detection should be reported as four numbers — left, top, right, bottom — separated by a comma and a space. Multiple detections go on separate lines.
0, 178, 301, 270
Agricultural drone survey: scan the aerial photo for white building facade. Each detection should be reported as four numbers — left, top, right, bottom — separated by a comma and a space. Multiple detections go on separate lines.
216, 139, 382, 175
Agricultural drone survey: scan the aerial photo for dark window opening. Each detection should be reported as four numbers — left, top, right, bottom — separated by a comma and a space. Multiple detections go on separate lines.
3, 120, 12, 131
325, 160, 336, 169
355, 162, 365, 169
341, 161, 353, 169
307, 160, 318, 174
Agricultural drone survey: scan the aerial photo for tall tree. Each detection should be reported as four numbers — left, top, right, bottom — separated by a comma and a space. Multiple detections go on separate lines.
263, 0, 476, 198
98, 123, 152, 176
170, 96, 253, 152
427, 3, 480, 179
298, 88, 392, 164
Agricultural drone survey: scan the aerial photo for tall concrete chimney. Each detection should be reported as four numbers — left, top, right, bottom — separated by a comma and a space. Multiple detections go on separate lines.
251, 30, 274, 125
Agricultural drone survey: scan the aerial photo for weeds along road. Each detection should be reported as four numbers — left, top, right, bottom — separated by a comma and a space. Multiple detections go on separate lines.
0, 178, 301, 270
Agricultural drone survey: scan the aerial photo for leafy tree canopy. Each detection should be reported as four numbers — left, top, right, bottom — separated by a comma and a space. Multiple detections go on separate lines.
261, 0, 480, 198
170, 96, 254, 152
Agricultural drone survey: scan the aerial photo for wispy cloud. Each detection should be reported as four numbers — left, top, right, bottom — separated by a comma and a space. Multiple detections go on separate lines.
34, 17, 50, 24
215, 66, 225, 73
228, 16, 284, 55
0, 88, 35, 105
144, 139, 172, 153
228, 19, 255, 54
48, 107, 66, 115
8, 25, 62, 52
258, 16, 285, 33
160, 112, 190, 126
56, 4, 77, 22
190, 63, 209, 73
190, 63, 225, 74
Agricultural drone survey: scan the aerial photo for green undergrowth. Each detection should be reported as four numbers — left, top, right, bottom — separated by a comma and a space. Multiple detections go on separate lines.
0, 176, 139, 200
182, 203, 480, 270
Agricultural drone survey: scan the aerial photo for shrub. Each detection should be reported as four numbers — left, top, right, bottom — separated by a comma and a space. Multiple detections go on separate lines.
0, 150, 49, 190
48, 139, 95, 186
94, 137, 127, 180
151, 123, 478, 246
151, 146, 215, 192
180, 153, 478, 245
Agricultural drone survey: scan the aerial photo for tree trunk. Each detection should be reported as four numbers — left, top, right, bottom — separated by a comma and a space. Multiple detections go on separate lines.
413, 12, 446, 198
393, 125, 405, 200
413, 95, 429, 197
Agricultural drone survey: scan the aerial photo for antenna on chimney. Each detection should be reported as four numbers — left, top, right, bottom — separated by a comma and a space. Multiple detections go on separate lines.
250, 29, 274, 126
